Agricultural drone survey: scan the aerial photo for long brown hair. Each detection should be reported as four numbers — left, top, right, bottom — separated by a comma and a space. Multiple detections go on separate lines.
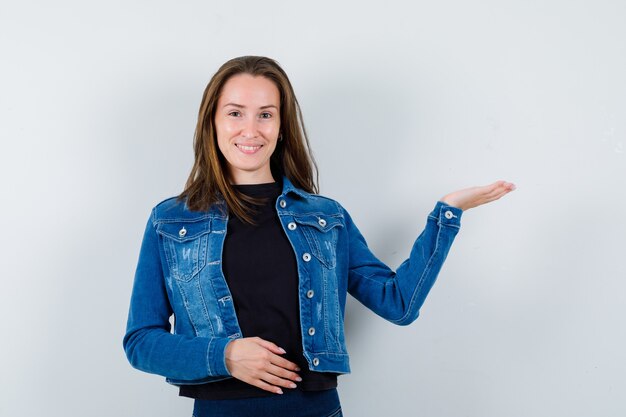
177, 56, 318, 224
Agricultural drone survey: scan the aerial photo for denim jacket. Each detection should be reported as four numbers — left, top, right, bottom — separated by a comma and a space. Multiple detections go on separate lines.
123, 176, 463, 386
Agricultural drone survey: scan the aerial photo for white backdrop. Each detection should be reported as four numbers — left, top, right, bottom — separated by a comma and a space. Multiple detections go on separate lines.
1, 1, 625, 416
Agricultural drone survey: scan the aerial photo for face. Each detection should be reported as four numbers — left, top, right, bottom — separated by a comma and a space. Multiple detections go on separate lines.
214, 73, 281, 185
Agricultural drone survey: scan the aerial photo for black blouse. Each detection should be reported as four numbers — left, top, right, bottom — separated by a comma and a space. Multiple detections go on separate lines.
179, 180, 337, 400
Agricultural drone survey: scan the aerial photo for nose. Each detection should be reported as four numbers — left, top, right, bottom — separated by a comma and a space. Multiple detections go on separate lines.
240, 117, 259, 138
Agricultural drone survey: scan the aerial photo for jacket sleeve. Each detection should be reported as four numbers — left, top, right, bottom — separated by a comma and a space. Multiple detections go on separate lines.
343, 201, 462, 325
122, 211, 232, 381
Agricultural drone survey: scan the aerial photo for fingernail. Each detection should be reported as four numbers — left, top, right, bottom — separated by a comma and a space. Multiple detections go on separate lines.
290, 383, 297, 388
295, 367, 301, 371
276, 388, 283, 394
278, 347, 286, 354
296, 377, 302, 382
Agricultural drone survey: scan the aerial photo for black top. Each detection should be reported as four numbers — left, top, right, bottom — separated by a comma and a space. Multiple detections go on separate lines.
179, 180, 338, 400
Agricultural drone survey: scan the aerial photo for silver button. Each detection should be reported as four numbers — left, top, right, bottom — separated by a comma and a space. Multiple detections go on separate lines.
444, 210, 454, 219
312, 358, 319, 366
178, 227, 187, 237
302, 253, 311, 262
306, 290, 315, 298
318, 218, 327, 227
308, 327, 316, 336
279, 200, 287, 208
288, 222, 297, 230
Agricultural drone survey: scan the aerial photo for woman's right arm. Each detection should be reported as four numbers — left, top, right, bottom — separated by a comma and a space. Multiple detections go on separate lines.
123, 213, 302, 391
122, 214, 232, 381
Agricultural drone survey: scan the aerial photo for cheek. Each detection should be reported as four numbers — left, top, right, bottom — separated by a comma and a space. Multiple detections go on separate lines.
216, 119, 234, 137
261, 121, 280, 136
215, 120, 235, 150
214, 129, 230, 156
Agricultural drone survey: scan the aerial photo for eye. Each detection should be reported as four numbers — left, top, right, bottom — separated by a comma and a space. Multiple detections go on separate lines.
228, 110, 241, 117
259, 112, 273, 119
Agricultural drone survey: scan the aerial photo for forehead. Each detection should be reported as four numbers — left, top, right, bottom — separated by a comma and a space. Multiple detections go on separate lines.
218, 74, 280, 106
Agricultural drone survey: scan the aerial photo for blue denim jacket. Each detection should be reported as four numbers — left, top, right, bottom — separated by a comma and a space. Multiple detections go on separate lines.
123, 176, 463, 386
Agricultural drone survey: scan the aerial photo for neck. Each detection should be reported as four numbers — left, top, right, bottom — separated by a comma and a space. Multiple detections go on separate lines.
228, 169, 275, 185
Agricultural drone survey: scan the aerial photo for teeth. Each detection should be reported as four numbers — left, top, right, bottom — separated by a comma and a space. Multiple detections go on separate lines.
237, 144, 261, 151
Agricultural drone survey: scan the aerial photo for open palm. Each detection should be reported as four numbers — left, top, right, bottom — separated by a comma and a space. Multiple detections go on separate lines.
440, 180, 516, 211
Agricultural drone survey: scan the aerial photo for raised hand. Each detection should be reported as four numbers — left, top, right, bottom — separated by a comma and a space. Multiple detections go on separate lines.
224, 337, 302, 394
440, 180, 516, 211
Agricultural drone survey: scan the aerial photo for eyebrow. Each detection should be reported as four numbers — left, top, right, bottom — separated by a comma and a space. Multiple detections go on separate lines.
222, 103, 278, 110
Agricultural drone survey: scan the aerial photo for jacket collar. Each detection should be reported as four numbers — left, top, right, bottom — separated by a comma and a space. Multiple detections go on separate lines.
204, 175, 311, 218
281, 175, 311, 200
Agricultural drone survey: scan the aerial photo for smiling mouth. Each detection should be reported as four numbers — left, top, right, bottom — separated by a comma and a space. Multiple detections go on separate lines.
236, 144, 263, 154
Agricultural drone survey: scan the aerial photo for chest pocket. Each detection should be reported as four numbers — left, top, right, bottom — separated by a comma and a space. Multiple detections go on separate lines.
156, 219, 211, 282
293, 214, 343, 269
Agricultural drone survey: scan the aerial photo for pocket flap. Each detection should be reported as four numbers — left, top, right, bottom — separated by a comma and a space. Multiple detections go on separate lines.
293, 214, 343, 232
156, 219, 212, 242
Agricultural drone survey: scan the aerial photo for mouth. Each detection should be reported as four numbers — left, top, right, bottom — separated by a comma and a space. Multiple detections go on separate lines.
235, 143, 263, 154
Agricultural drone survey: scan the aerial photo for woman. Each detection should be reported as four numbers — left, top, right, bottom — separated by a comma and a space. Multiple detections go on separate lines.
123, 55, 515, 417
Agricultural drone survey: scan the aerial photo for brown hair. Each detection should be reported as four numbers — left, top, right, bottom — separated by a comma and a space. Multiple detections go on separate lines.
177, 56, 318, 224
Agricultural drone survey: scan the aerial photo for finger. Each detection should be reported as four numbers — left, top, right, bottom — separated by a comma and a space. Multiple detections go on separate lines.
268, 363, 302, 382
483, 188, 512, 204
252, 337, 288, 355
482, 187, 507, 201
250, 378, 285, 395
270, 354, 301, 372
261, 371, 299, 389
484, 182, 512, 199
477, 180, 503, 194
469, 186, 510, 209
486, 180, 508, 192
492, 182, 516, 198
492, 181, 515, 192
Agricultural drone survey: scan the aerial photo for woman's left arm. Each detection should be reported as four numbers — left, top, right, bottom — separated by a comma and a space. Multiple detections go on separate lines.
343, 180, 515, 325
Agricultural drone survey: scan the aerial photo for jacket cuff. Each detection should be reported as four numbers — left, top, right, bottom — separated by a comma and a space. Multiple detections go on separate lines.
429, 201, 463, 229
207, 337, 233, 377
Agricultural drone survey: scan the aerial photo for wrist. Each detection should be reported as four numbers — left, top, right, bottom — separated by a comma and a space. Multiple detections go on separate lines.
440, 197, 464, 211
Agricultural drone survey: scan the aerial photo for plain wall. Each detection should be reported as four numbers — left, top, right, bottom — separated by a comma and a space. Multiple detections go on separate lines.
1, 1, 625, 416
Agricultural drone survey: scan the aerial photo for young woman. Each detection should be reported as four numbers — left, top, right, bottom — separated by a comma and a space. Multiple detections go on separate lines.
123, 56, 515, 417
